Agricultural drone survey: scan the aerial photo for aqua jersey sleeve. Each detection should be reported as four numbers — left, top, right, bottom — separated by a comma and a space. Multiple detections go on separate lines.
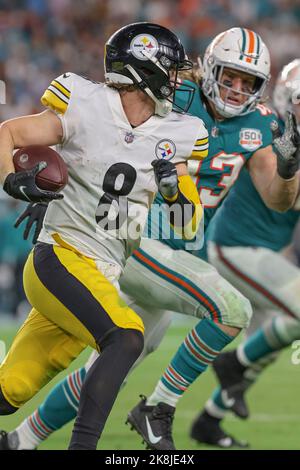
240, 104, 279, 152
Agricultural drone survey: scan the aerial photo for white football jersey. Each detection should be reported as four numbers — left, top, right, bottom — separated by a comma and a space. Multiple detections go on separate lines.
38, 73, 208, 269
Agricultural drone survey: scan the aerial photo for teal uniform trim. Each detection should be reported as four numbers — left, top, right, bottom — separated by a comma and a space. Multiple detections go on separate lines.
132, 248, 223, 323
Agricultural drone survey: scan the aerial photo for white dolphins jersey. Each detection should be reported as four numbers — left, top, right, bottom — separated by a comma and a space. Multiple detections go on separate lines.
38, 73, 208, 269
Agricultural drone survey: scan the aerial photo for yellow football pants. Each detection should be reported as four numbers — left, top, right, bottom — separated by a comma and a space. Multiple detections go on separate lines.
0, 242, 144, 408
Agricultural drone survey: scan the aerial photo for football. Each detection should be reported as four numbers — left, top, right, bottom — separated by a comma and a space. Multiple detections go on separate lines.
13, 145, 68, 192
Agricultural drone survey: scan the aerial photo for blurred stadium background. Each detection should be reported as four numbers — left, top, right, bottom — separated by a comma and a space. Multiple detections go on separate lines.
1, 0, 300, 450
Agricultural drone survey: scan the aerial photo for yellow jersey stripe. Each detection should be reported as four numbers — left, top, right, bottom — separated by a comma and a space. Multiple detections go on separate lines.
190, 149, 208, 160
41, 89, 68, 114
49, 83, 70, 101
53, 79, 71, 97
192, 149, 208, 155
194, 143, 209, 150
48, 85, 70, 104
46, 87, 68, 105
195, 137, 208, 145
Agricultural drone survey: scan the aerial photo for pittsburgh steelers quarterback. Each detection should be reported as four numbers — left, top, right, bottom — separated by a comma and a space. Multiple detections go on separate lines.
0, 22, 208, 450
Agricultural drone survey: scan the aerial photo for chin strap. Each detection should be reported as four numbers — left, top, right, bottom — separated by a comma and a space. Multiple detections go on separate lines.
124, 64, 172, 117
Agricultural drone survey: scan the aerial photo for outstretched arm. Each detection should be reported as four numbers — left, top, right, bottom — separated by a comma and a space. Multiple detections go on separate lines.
248, 113, 300, 212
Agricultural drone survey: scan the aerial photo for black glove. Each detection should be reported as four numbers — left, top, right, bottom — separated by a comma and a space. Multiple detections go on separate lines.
272, 111, 300, 179
151, 159, 178, 199
14, 202, 48, 244
3, 162, 63, 203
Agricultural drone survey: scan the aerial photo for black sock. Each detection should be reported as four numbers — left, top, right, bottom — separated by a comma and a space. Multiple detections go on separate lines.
202, 409, 221, 424
69, 328, 143, 450
0, 388, 18, 415
232, 350, 247, 374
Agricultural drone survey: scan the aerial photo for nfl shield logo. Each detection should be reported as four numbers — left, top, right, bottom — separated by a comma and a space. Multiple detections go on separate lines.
211, 126, 219, 137
125, 132, 135, 143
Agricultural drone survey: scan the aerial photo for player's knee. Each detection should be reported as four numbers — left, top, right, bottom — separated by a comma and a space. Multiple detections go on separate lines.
221, 292, 253, 329
101, 328, 144, 362
0, 386, 19, 415
124, 329, 144, 359
238, 296, 252, 328
1, 375, 33, 408
116, 329, 144, 361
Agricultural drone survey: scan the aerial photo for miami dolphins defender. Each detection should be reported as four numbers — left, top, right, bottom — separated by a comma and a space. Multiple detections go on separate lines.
0, 22, 207, 450
123, 29, 300, 450
1, 29, 300, 451
189, 59, 300, 448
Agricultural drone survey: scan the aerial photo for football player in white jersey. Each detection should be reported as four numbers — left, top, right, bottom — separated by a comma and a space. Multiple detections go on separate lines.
3, 29, 300, 452
0, 22, 208, 450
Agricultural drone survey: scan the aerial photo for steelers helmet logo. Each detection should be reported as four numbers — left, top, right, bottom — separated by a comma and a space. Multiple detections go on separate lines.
130, 34, 159, 61
155, 139, 176, 160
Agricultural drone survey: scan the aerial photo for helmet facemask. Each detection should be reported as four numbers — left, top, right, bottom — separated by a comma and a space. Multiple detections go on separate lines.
203, 62, 268, 118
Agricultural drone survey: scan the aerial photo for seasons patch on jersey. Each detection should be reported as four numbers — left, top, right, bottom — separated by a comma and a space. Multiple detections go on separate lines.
239, 128, 262, 151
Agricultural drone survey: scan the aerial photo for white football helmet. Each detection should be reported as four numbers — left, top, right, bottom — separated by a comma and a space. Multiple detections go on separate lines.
273, 59, 300, 124
202, 27, 271, 118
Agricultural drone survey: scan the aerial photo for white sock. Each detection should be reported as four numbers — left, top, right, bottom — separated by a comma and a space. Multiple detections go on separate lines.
146, 381, 178, 408
12, 415, 47, 450
236, 344, 252, 367
205, 398, 227, 419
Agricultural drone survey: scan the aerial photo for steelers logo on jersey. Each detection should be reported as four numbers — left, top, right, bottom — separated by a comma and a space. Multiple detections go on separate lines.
155, 139, 176, 160
130, 34, 159, 61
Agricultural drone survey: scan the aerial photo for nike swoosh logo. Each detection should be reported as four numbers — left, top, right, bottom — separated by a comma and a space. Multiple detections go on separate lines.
145, 416, 162, 444
19, 186, 31, 201
221, 390, 235, 408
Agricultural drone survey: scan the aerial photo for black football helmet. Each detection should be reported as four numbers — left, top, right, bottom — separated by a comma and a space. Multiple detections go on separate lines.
104, 22, 194, 116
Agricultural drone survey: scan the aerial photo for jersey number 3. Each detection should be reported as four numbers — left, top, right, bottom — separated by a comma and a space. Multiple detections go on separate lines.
96, 163, 137, 230
200, 152, 245, 208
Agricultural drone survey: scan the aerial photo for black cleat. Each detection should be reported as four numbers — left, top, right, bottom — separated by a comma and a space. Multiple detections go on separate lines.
223, 386, 249, 419
190, 411, 249, 449
0, 431, 10, 450
126, 395, 176, 450
213, 351, 249, 419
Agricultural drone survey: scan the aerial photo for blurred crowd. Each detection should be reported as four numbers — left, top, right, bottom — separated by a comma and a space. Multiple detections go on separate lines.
0, 0, 299, 318
0, 0, 299, 119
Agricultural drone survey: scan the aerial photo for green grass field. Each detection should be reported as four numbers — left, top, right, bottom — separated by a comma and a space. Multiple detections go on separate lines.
1, 321, 300, 450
